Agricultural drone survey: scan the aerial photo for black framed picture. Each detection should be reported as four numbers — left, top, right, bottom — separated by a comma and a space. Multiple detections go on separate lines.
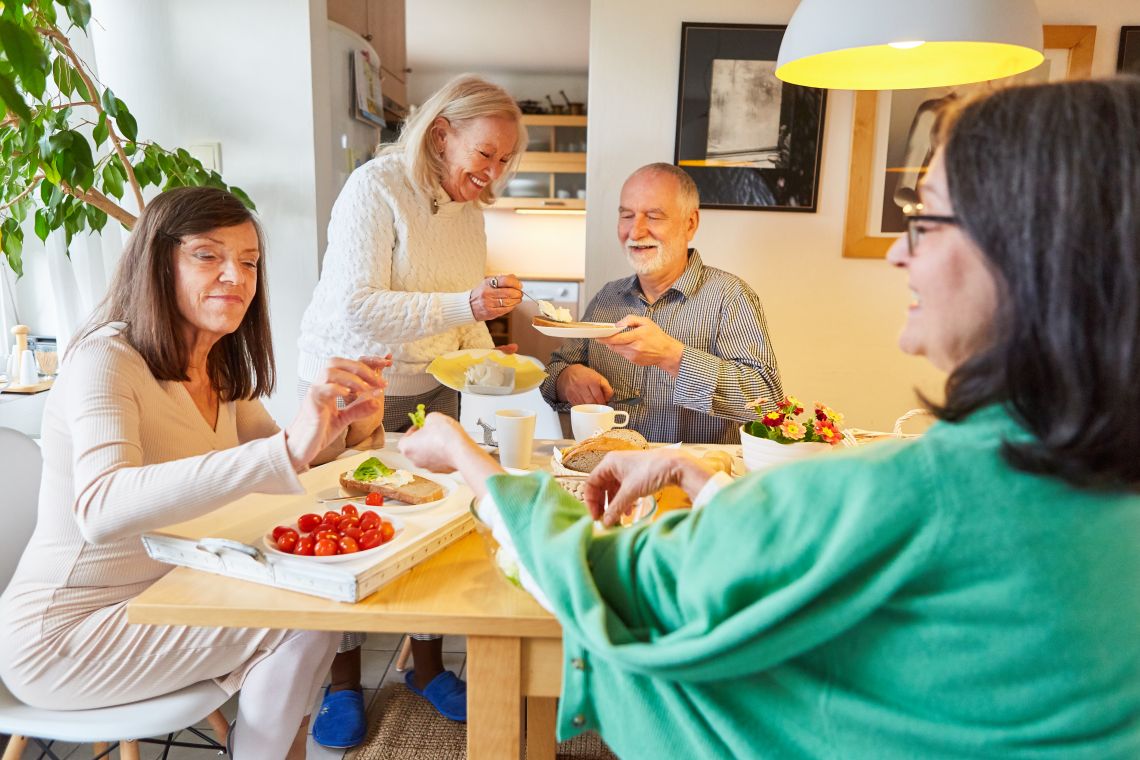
674, 22, 827, 212
1119, 27, 1140, 74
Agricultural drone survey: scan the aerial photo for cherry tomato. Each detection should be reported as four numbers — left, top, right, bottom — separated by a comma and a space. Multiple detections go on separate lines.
314, 538, 339, 557
340, 504, 359, 519
360, 510, 381, 531
343, 525, 363, 542
271, 525, 292, 542
294, 536, 315, 556
275, 529, 298, 553
379, 520, 396, 544
359, 529, 382, 551
364, 492, 384, 507
338, 536, 360, 554
338, 516, 360, 534
323, 510, 342, 525
316, 529, 339, 543
297, 513, 322, 533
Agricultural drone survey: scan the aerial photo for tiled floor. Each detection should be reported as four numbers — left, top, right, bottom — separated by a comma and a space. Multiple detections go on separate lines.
7, 633, 468, 759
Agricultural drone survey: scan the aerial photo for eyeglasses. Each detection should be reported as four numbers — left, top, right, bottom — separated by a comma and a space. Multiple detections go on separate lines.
905, 214, 959, 255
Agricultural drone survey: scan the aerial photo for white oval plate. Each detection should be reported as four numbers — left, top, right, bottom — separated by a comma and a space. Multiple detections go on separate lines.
313, 472, 456, 515
263, 512, 405, 563
533, 322, 621, 339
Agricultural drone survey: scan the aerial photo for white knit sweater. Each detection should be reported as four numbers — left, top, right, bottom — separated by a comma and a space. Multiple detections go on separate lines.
297, 152, 493, 397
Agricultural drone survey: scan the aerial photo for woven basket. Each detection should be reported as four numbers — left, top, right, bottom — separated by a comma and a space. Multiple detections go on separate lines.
842, 408, 931, 447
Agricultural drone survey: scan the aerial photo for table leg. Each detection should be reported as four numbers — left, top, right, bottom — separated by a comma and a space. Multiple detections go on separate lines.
467, 635, 523, 760
526, 696, 558, 760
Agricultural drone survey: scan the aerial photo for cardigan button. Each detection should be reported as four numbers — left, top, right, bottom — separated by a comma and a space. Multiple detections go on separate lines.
572, 714, 586, 728
571, 657, 586, 671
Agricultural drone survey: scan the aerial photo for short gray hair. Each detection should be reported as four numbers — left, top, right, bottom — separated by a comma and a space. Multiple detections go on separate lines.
628, 163, 700, 215
379, 74, 527, 205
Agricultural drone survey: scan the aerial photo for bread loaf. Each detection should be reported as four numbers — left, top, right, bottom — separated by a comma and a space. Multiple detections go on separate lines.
560, 429, 648, 473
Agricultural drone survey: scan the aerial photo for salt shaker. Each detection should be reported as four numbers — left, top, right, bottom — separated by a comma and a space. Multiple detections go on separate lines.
18, 348, 36, 386
10, 325, 29, 385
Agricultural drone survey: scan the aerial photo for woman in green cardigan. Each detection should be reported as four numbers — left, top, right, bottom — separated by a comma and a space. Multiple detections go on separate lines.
400, 78, 1140, 759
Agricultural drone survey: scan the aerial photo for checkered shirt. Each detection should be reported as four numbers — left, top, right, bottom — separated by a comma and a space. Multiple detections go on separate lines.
540, 250, 783, 444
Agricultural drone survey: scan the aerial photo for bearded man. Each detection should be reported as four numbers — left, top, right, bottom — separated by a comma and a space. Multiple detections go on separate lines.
540, 163, 784, 444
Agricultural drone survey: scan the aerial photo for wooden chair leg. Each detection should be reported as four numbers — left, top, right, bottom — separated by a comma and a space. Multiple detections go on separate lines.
92, 741, 109, 758
2, 735, 27, 760
395, 635, 413, 672
120, 739, 140, 760
206, 708, 230, 745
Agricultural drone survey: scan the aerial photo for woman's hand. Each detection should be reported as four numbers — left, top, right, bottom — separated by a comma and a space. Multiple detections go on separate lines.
285, 357, 388, 470
344, 354, 393, 449
586, 449, 718, 526
399, 413, 502, 499
470, 274, 523, 321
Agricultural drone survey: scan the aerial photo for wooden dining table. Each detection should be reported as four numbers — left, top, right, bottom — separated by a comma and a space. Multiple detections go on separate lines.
127, 434, 700, 759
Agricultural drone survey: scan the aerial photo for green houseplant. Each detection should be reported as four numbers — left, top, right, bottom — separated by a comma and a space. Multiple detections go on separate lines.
0, 0, 254, 277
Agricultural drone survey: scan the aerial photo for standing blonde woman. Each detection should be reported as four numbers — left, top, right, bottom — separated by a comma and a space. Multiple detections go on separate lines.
297, 74, 527, 743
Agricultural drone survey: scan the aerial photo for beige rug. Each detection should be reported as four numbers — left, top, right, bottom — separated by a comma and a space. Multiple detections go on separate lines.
346, 684, 618, 760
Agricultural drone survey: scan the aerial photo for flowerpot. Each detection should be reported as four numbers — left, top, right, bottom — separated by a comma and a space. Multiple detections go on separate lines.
739, 426, 830, 473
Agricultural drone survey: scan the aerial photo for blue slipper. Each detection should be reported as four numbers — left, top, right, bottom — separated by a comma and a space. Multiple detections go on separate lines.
405, 669, 467, 722
312, 687, 368, 748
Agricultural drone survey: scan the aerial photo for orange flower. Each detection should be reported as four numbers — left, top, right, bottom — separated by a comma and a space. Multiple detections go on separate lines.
780, 420, 806, 440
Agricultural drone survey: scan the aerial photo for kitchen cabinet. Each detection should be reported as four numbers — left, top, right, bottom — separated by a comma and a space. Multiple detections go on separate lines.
327, 0, 409, 117
495, 115, 587, 211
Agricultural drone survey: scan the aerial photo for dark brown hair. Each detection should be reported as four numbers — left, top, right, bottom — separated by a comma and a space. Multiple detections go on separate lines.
932, 76, 1140, 489
83, 186, 274, 400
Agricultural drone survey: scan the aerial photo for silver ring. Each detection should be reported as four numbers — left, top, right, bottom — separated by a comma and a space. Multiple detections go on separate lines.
490, 277, 498, 288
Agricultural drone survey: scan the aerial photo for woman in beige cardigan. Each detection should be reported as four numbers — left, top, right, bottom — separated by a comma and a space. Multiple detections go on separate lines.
0, 187, 388, 759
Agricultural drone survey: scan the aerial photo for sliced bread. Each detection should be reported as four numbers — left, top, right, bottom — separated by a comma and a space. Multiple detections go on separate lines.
339, 471, 445, 505
561, 429, 649, 473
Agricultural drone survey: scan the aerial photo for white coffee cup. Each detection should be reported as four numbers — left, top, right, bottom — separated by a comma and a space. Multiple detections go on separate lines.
495, 409, 537, 470
570, 404, 630, 441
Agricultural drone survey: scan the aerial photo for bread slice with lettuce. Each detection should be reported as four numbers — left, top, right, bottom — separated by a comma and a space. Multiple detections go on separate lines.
339, 457, 444, 505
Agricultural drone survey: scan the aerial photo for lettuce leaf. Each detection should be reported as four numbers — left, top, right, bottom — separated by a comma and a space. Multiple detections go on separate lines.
352, 456, 394, 483
407, 403, 427, 429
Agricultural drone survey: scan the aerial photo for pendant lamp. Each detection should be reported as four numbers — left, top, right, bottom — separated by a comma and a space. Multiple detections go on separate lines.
775, 0, 1044, 90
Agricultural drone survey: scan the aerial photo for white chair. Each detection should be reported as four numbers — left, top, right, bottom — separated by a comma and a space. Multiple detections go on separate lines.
0, 427, 229, 760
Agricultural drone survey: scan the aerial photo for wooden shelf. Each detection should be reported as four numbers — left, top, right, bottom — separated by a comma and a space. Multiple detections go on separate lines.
491, 198, 585, 211
521, 114, 587, 127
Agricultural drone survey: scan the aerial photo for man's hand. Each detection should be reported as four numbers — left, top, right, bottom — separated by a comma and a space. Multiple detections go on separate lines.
597, 315, 685, 375
556, 363, 614, 405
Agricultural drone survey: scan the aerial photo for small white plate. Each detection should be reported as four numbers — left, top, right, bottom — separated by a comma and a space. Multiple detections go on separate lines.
263, 513, 405, 563
533, 322, 622, 339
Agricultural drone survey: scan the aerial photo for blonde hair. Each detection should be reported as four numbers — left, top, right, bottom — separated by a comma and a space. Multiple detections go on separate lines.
381, 74, 526, 205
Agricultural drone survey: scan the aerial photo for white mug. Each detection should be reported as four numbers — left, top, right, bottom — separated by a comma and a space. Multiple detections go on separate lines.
495, 409, 537, 470
571, 404, 630, 441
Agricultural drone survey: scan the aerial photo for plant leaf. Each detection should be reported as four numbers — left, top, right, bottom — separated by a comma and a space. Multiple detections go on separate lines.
100, 87, 119, 117
63, 0, 92, 29
101, 160, 123, 199
115, 102, 137, 142
0, 19, 49, 98
33, 208, 50, 242
92, 113, 107, 148
0, 70, 31, 123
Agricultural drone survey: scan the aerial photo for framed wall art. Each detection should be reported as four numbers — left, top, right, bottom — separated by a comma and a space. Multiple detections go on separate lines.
1119, 26, 1140, 73
674, 22, 828, 212
842, 25, 1096, 258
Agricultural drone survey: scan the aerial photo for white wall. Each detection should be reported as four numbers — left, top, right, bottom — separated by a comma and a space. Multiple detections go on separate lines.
81, 0, 327, 423
586, 0, 1133, 432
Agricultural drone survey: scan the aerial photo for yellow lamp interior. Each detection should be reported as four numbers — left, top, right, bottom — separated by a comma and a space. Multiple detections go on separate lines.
777, 41, 1044, 90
